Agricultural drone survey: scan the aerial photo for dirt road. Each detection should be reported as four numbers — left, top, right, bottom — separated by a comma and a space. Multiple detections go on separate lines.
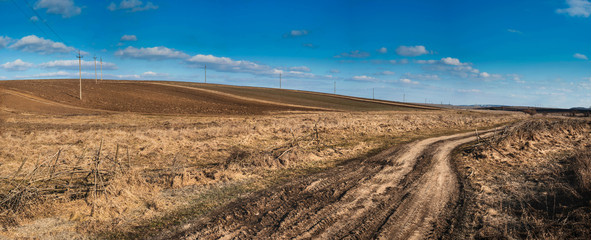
157, 128, 501, 239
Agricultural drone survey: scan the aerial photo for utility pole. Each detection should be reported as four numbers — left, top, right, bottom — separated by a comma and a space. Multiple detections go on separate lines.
372, 88, 375, 100
100, 57, 103, 82
77, 50, 83, 100
93, 55, 97, 84
204, 64, 207, 83
279, 72, 282, 89
333, 80, 336, 94
403, 89, 405, 102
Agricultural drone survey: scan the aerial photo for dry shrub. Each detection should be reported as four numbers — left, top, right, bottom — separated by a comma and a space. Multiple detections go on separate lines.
523, 108, 537, 116
0, 110, 522, 237
0, 142, 167, 236
573, 151, 591, 193
456, 118, 591, 239
78, 168, 164, 233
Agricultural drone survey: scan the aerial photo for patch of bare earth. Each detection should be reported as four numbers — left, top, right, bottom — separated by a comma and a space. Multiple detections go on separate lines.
453, 118, 591, 239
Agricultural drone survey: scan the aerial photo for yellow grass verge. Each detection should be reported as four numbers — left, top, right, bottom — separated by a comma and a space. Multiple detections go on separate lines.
0, 110, 522, 238
454, 118, 591, 239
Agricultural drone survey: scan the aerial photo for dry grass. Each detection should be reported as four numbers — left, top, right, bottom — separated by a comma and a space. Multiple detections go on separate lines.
455, 118, 591, 239
0, 110, 521, 238
573, 152, 591, 194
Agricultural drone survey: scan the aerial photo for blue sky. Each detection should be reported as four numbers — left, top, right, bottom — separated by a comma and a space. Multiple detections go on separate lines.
1, 0, 591, 108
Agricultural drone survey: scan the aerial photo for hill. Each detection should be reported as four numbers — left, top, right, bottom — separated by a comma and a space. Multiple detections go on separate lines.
0, 79, 437, 115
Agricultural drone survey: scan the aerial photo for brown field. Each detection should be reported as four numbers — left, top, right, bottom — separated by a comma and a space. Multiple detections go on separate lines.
1, 79, 588, 239
0, 79, 430, 115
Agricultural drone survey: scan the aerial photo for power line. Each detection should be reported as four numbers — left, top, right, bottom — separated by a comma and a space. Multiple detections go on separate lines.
10, 0, 50, 38
21, 0, 69, 46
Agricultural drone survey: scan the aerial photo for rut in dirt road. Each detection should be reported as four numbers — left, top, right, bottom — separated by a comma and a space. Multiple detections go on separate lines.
157, 128, 502, 240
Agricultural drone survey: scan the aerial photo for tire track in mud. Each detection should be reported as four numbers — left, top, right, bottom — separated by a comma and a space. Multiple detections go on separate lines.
156, 128, 503, 240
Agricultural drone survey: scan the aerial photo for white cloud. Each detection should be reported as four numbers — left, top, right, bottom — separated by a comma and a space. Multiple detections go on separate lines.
507, 29, 522, 34
457, 89, 481, 93
399, 78, 419, 85
574, 53, 588, 60
39, 59, 118, 70
334, 50, 370, 58
415, 59, 438, 64
1, 59, 34, 71
377, 47, 387, 54
290, 30, 308, 36
35, 0, 81, 18
557, 0, 591, 17
185, 53, 328, 79
376, 70, 395, 75
352, 75, 376, 81
330, 69, 340, 73
441, 57, 463, 66
284, 29, 308, 38
141, 71, 169, 78
113, 73, 141, 79
280, 70, 323, 79
0, 36, 10, 48
15, 70, 165, 80
9, 35, 77, 54
508, 74, 525, 83
580, 78, 591, 90
402, 73, 440, 81
302, 43, 316, 48
416, 57, 469, 67
388, 59, 409, 64
119, 0, 142, 8
371, 59, 409, 64
395, 45, 429, 57
289, 66, 311, 72
18, 70, 74, 78
186, 54, 269, 73
414, 57, 506, 80
120, 35, 138, 41
30, 16, 39, 22
108, 0, 158, 12
107, 2, 117, 10
115, 46, 189, 60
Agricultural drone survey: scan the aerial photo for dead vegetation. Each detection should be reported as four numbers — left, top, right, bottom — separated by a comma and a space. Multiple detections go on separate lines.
574, 152, 591, 194
0, 110, 521, 238
454, 118, 591, 239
